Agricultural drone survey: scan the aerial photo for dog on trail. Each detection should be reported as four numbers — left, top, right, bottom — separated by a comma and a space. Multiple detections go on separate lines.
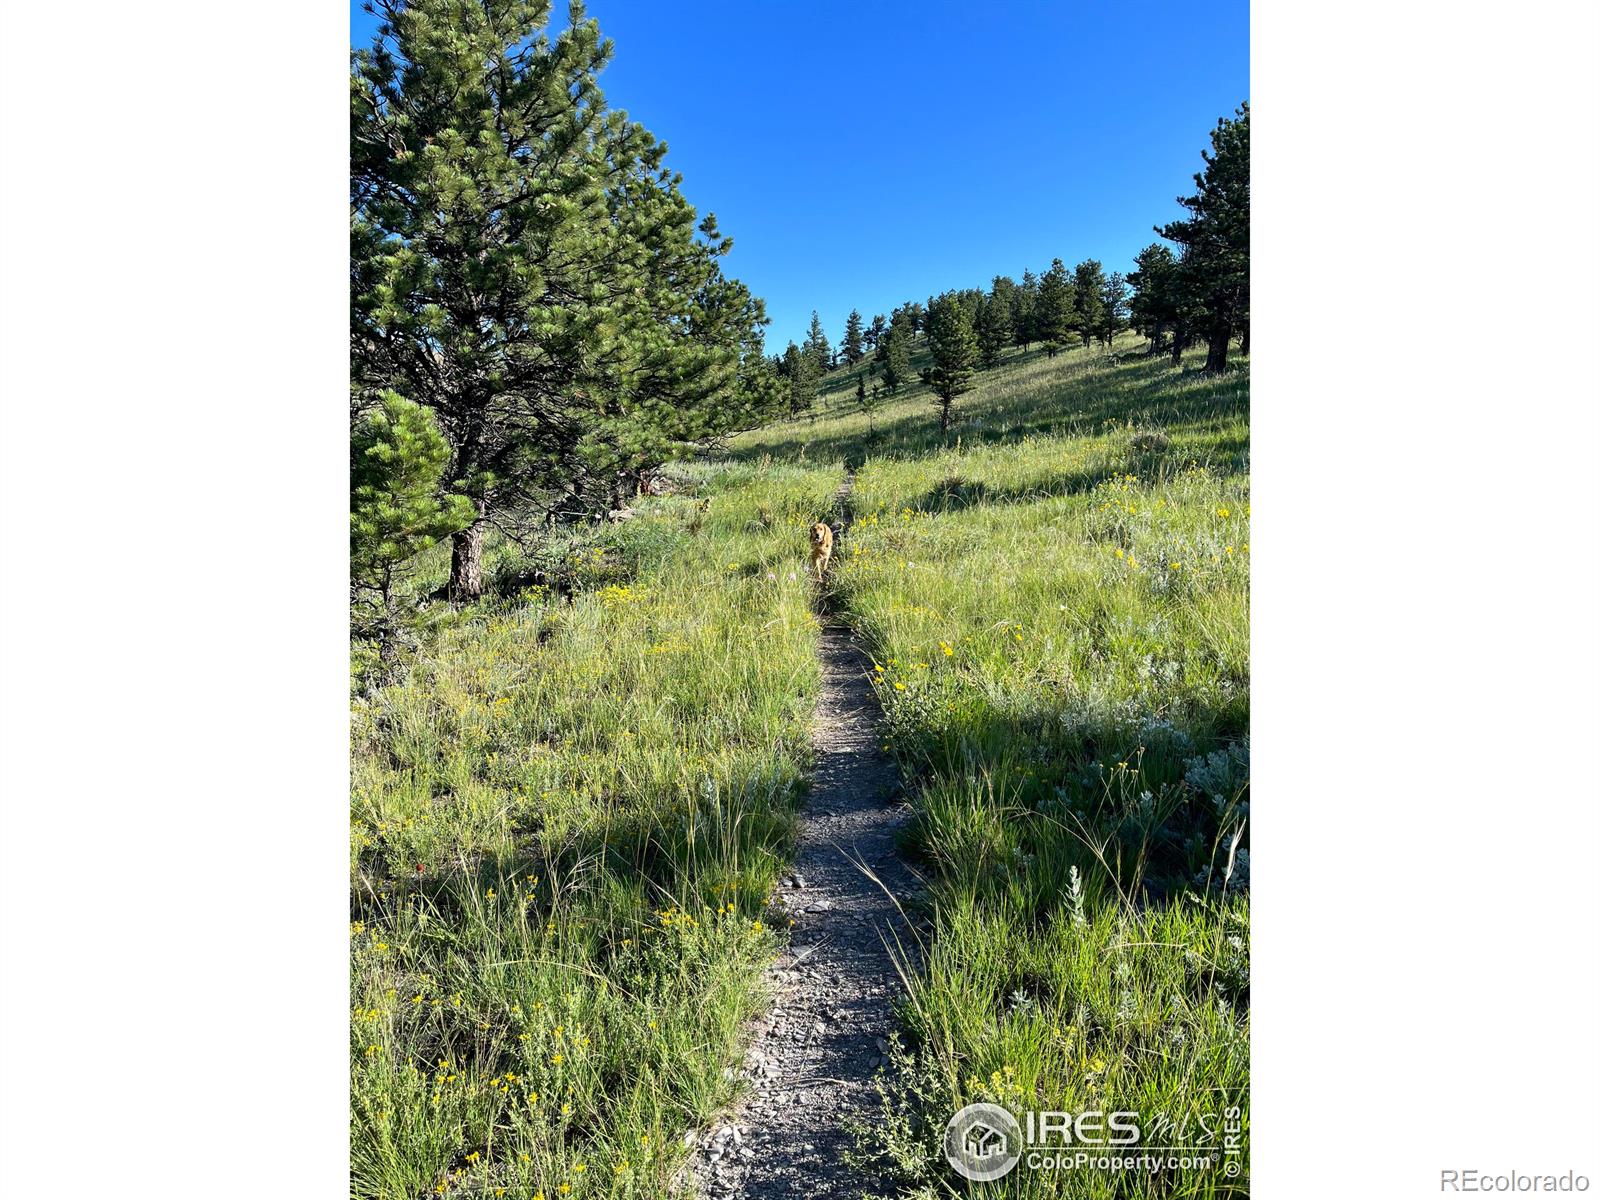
809, 521, 835, 582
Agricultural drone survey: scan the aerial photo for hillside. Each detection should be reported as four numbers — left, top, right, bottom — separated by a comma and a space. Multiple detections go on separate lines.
350, 334, 1250, 1198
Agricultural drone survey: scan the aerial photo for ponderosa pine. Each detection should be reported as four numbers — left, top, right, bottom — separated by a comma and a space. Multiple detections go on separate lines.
351, 0, 769, 599
1013, 269, 1039, 350
975, 290, 1011, 369
350, 393, 478, 641
865, 313, 886, 351
1158, 102, 1250, 373
1071, 259, 1106, 350
842, 309, 865, 366
1128, 243, 1181, 354
920, 292, 977, 437
805, 311, 832, 377
1035, 259, 1074, 357
1097, 271, 1129, 349
783, 341, 818, 414
876, 314, 912, 395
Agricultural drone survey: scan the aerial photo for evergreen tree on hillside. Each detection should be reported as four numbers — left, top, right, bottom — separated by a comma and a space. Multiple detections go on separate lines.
858, 370, 882, 435
920, 292, 977, 438
351, 0, 770, 598
1128, 243, 1182, 354
842, 309, 865, 366
1012, 269, 1039, 350
351, 393, 478, 640
865, 313, 886, 351
1072, 259, 1107, 349
975, 290, 1012, 369
1035, 259, 1074, 357
783, 340, 818, 414
805, 311, 832, 376
904, 301, 926, 334
1158, 103, 1250, 372
1097, 271, 1129, 349
990, 275, 1018, 323
876, 314, 912, 395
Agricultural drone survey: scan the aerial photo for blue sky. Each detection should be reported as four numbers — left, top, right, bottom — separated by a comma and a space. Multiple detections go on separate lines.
351, 1, 1248, 352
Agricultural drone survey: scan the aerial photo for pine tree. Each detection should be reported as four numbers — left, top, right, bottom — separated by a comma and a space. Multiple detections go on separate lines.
990, 275, 1018, 325
1128, 243, 1182, 354
842, 309, 865, 366
1071, 259, 1107, 349
351, 0, 768, 599
1012, 269, 1039, 350
805, 311, 832, 376
1035, 259, 1074, 357
975, 290, 1012, 369
351, 393, 477, 641
1097, 272, 1129, 349
1157, 103, 1250, 372
865, 313, 887, 351
859, 372, 882, 435
920, 292, 977, 438
954, 288, 984, 327
782, 341, 818, 414
876, 316, 912, 395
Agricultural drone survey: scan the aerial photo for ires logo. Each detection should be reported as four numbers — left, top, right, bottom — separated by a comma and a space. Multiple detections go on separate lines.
944, 1105, 1144, 1181
944, 1104, 1024, 1182
1025, 1110, 1142, 1147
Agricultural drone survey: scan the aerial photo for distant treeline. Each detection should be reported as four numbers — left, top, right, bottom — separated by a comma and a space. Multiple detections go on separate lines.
773, 103, 1249, 433
348, 0, 1247, 643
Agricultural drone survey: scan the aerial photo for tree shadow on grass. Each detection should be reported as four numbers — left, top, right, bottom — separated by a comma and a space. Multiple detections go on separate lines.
883, 679, 1248, 925
908, 465, 1114, 516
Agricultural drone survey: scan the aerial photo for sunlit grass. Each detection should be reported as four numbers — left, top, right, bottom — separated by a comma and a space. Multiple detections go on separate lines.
350, 463, 842, 1198
351, 329, 1250, 1198
735, 337, 1251, 1198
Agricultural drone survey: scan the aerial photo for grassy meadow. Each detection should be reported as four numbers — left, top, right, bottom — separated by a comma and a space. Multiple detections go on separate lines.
734, 336, 1250, 1198
351, 331, 1248, 1198
350, 463, 843, 1197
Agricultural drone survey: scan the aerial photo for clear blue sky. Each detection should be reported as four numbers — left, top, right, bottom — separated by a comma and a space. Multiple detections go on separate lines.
351, 0, 1248, 352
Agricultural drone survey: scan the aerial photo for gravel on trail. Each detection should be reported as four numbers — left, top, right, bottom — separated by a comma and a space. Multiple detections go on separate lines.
690, 472, 922, 1200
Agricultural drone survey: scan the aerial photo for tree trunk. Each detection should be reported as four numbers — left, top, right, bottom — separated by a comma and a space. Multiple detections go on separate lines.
1204, 322, 1231, 373
449, 500, 488, 601
377, 577, 400, 664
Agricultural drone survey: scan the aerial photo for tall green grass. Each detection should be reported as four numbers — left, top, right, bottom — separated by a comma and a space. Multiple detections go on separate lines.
738, 337, 1252, 1198
350, 462, 841, 1198
350, 331, 1249, 1199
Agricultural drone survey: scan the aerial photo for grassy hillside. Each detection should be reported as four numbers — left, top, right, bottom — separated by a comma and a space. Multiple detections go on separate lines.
734, 336, 1250, 1198
349, 332, 1249, 1198
350, 464, 843, 1197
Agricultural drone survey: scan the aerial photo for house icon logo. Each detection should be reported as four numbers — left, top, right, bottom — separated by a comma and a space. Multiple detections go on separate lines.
944, 1102, 1023, 1181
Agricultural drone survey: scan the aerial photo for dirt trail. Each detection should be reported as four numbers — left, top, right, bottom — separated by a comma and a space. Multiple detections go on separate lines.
692, 469, 919, 1200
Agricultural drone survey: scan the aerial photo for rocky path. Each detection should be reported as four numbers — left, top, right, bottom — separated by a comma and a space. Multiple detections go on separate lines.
693, 472, 919, 1200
